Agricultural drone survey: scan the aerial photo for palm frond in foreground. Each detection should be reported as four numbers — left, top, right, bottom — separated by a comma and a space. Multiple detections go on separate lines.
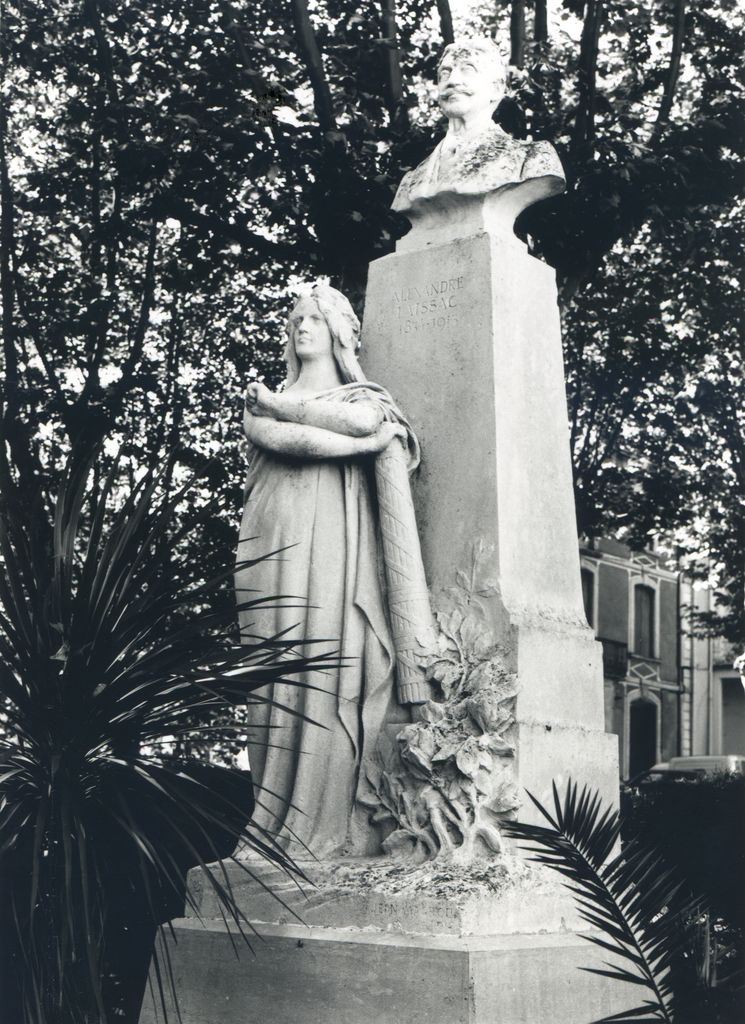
0, 451, 339, 1024
501, 780, 705, 1024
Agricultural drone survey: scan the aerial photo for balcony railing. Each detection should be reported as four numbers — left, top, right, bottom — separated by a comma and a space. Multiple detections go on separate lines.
600, 638, 628, 679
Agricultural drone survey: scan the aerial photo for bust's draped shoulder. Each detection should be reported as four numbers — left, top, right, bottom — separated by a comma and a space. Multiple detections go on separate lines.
392, 154, 438, 213
519, 140, 565, 184
392, 126, 565, 212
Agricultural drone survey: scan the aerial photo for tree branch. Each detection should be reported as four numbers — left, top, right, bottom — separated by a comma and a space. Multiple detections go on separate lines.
93, 180, 122, 374
653, 0, 686, 139
510, 0, 526, 69
81, 0, 120, 109
289, 0, 336, 133
79, 220, 158, 444
81, 0, 127, 400
534, 0, 548, 46
0, 42, 52, 508
13, 275, 66, 403
218, 0, 255, 74
0, 75, 17, 401
120, 219, 158, 386
0, 60, 28, 470
571, 0, 603, 156
379, 0, 408, 130
435, 0, 454, 47
715, 371, 745, 492
158, 195, 309, 264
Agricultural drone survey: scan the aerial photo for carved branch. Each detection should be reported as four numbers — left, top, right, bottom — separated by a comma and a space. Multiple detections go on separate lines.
289, 0, 336, 133
510, 0, 526, 69
435, 0, 454, 47
653, 0, 686, 139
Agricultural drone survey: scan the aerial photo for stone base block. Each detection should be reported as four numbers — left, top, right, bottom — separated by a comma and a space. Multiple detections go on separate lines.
514, 721, 620, 828
139, 859, 637, 1024
140, 919, 637, 1024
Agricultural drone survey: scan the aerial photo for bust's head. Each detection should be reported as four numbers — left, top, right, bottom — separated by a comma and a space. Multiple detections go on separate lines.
436, 38, 506, 123
283, 282, 364, 385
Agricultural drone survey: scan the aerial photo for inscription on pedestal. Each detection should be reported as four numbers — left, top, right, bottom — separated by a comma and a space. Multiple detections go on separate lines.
392, 275, 466, 335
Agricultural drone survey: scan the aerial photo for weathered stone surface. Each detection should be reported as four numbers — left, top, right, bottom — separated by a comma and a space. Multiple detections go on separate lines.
139, 860, 638, 1024
363, 233, 583, 622
359, 203, 619, 846
180, 858, 587, 936
140, 922, 638, 1024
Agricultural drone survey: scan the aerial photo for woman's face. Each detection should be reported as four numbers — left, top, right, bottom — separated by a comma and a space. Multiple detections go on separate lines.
289, 298, 333, 362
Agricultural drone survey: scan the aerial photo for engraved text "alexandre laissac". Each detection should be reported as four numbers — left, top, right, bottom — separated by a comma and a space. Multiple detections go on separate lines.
394, 276, 465, 335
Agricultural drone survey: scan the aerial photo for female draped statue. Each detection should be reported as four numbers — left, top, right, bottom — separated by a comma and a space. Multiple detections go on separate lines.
235, 283, 433, 859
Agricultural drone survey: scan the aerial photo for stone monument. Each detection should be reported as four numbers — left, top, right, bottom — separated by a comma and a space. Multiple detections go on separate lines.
140, 38, 628, 1024
360, 36, 620, 855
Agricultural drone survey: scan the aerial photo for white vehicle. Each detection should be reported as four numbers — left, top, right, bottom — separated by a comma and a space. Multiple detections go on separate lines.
649, 755, 745, 776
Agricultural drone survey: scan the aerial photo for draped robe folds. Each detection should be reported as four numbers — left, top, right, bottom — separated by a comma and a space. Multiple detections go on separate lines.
235, 383, 419, 859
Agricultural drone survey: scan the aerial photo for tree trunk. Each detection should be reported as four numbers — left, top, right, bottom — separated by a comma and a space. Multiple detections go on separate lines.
653, 0, 686, 137
534, 0, 548, 45
436, 0, 454, 46
572, 0, 603, 155
510, 0, 526, 68
0, 66, 48, 510
379, 0, 408, 131
290, 0, 336, 132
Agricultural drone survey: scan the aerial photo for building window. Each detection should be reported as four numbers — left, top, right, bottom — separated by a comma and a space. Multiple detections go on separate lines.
601, 639, 628, 679
634, 584, 655, 658
581, 568, 594, 628
629, 698, 658, 779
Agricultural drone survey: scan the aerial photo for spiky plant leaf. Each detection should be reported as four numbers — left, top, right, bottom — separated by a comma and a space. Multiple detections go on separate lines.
501, 780, 708, 1024
0, 450, 338, 1023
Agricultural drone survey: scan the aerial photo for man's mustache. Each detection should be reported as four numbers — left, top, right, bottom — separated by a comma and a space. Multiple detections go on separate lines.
440, 86, 475, 98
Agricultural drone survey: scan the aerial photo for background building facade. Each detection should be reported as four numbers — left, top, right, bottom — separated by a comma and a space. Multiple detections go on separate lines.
580, 540, 744, 778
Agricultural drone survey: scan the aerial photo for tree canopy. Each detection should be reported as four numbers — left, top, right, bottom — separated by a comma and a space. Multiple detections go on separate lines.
0, 0, 742, 637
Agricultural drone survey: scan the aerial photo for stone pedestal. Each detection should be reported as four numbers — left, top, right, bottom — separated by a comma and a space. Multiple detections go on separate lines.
139, 859, 637, 1024
360, 208, 619, 821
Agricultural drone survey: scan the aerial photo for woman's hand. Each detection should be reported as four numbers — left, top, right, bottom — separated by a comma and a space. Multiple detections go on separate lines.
245, 382, 276, 418
364, 422, 407, 454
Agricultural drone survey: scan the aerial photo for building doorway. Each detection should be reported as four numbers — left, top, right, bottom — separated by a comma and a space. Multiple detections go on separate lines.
721, 677, 745, 755
629, 698, 658, 778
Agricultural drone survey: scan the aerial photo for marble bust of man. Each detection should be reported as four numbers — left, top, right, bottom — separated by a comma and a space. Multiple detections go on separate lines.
393, 38, 565, 216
